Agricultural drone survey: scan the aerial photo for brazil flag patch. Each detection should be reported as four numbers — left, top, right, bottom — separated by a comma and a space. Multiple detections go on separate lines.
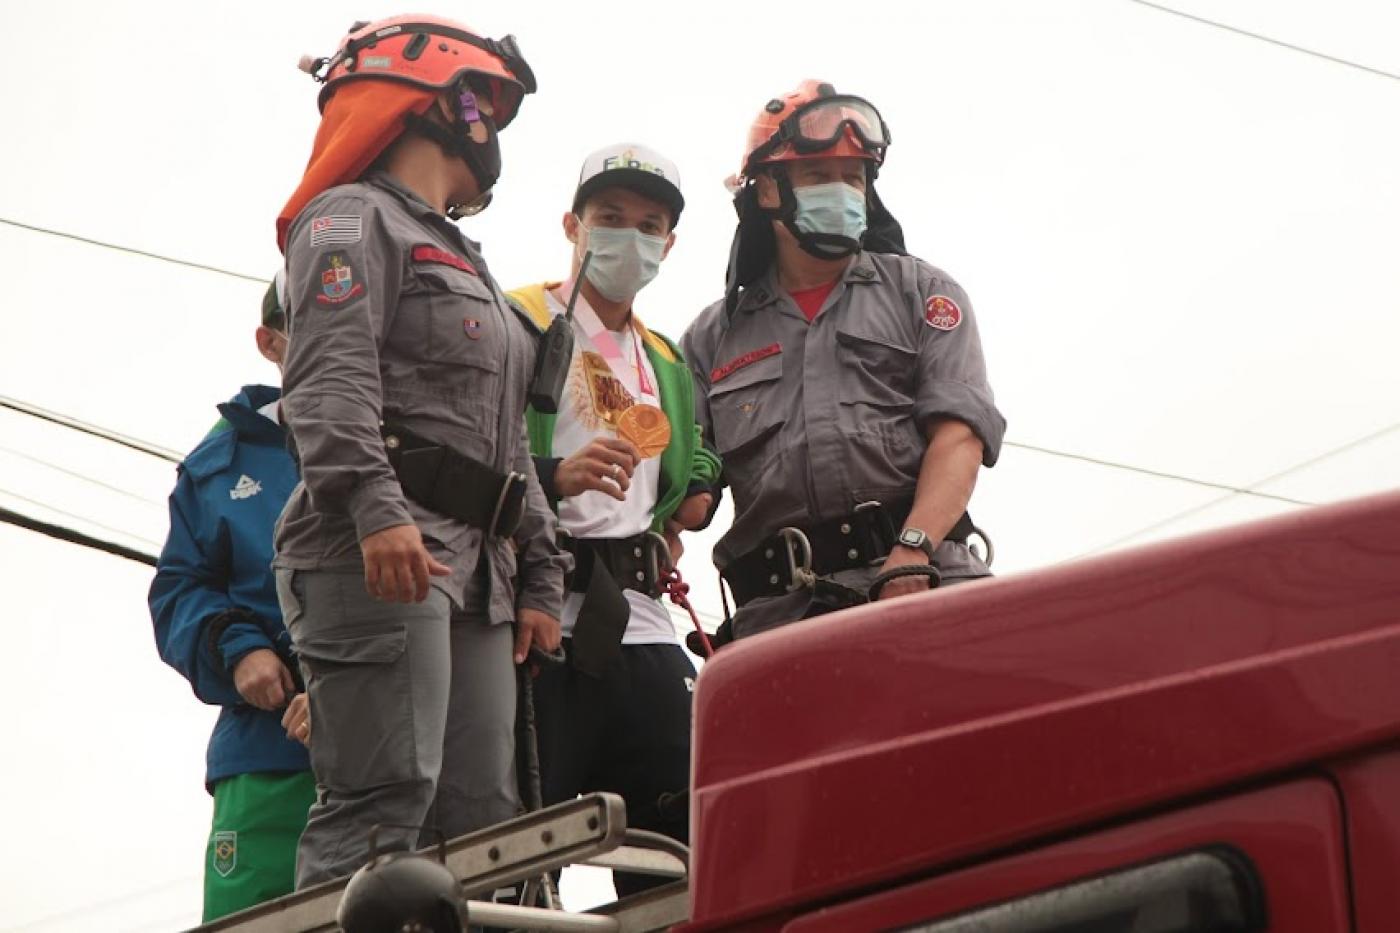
213, 830, 237, 878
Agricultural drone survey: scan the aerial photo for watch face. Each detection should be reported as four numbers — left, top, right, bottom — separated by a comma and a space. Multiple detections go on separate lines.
900, 528, 926, 548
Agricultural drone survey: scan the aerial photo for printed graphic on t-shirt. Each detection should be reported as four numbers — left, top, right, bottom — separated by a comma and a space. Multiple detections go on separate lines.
572, 350, 635, 431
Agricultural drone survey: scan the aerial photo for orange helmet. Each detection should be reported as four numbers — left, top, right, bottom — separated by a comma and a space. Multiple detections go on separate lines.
305, 15, 536, 128
740, 80, 890, 178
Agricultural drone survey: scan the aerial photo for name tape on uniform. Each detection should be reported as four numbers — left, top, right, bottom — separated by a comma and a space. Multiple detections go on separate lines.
711, 343, 781, 383
309, 215, 363, 247
411, 244, 478, 276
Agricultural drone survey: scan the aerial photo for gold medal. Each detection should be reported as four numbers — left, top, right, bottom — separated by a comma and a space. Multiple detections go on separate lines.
617, 403, 671, 458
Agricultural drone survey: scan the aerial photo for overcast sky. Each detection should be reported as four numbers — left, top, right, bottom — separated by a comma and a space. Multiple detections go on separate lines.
3, 1, 1398, 928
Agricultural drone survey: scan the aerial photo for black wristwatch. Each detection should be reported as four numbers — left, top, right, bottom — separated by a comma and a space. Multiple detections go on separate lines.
897, 527, 937, 560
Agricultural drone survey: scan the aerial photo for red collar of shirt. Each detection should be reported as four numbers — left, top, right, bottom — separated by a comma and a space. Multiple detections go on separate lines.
788, 278, 841, 323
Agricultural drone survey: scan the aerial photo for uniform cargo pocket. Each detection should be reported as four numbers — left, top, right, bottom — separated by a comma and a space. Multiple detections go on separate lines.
297, 626, 407, 665
709, 354, 786, 457
835, 326, 915, 409
298, 624, 417, 790
409, 266, 505, 370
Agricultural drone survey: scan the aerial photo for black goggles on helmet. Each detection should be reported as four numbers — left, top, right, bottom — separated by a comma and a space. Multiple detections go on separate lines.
339, 25, 537, 93
748, 94, 891, 166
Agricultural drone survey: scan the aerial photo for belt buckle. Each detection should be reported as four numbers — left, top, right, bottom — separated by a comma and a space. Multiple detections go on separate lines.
777, 526, 816, 591
488, 471, 528, 538
853, 500, 893, 565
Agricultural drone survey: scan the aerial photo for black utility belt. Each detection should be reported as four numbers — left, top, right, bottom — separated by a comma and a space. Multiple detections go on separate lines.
562, 531, 668, 599
722, 500, 975, 607
381, 421, 527, 538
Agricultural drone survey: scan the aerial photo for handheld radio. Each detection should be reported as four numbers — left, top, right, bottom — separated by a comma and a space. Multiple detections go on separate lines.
527, 250, 592, 413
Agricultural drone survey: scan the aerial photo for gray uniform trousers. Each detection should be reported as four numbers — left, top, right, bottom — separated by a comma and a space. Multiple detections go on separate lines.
276, 568, 518, 886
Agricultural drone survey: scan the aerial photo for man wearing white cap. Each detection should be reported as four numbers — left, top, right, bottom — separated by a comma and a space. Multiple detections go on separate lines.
506, 143, 718, 893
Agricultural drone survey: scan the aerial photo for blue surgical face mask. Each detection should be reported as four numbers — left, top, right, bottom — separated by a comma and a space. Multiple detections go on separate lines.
792, 182, 868, 243
577, 223, 667, 302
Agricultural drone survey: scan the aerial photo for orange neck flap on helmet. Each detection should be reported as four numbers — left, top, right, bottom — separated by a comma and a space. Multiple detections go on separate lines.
276, 81, 439, 252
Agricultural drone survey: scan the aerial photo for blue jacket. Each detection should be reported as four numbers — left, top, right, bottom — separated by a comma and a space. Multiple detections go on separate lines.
149, 385, 310, 788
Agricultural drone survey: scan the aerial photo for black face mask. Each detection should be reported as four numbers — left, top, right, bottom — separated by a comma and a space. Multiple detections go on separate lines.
458, 113, 501, 192
404, 105, 502, 195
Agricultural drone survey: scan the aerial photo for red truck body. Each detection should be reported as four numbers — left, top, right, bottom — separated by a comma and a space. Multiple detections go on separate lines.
684, 490, 1400, 931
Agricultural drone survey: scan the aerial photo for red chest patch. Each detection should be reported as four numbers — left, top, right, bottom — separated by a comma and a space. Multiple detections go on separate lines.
924, 294, 962, 331
412, 245, 478, 276
711, 343, 781, 383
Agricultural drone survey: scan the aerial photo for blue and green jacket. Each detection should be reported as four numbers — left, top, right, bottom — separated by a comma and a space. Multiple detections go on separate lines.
507, 283, 720, 529
149, 385, 309, 788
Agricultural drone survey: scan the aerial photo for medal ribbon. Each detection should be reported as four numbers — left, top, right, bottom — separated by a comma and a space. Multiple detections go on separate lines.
569, 288, 657, 401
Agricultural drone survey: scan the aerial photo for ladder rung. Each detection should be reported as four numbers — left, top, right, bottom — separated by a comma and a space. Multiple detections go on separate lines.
580, 845, 687, 878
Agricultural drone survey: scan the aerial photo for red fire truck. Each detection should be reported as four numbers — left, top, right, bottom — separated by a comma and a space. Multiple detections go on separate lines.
205, 488, 1400, 931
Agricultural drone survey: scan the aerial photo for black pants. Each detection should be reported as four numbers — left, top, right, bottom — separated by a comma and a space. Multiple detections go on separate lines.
532, 638, 696, 897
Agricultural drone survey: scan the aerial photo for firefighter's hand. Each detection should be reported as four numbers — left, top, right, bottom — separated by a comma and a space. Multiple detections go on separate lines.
672, 493, 712, 530
876, 546, 938, 601
515, 607, 562, 665
361, 523, 451, 603
281, 693, 311, 747
555, 439, 641, 501
234, 649, 296, 711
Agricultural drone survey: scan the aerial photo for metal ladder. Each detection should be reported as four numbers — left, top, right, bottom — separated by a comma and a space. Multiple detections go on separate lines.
193, 793, 689, 932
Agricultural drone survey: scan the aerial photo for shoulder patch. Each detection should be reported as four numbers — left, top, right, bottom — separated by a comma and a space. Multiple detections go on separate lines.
309, 215, 362, 248
924, 294, 962, 331
412, 244, 478, 276
316, 253, 366, 307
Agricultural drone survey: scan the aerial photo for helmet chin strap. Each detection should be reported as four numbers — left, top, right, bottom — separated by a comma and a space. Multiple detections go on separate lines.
403, 106, 503, 203
765, 166, 862, 260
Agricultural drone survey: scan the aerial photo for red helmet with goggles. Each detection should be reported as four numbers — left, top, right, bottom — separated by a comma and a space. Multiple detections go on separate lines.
304, 15, 537, 129
740, 80, 889, 178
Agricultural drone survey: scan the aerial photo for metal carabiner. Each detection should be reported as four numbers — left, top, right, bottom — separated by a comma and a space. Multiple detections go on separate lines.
645, 530, 674, 593
967, 523, 996, 568
777, 526, 816, 591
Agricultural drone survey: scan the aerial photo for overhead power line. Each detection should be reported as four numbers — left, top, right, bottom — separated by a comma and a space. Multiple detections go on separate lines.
1089, 418, 1400, 553
5, 389, 1319, 512
0, 444, 167, 506
0, 505, 157, 567
0, 215, 268, 284
0, 486, 163, 548
1125, 0, 1400, 84
1004, 440, 1313, 507
1, 395, 181, 462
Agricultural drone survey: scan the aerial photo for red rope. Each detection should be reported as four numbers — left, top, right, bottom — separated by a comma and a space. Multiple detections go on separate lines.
658, 565, 714, 658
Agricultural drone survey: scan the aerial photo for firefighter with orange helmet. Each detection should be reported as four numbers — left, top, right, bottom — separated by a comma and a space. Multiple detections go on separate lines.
272, 15, 568, 886
681, 81, 1006, 642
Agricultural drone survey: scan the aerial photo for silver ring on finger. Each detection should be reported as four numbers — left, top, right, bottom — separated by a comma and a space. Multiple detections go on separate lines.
611, 463, 622, 479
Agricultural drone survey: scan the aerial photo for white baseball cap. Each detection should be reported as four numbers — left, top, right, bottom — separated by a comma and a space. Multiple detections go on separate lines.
573, 142, 684, 226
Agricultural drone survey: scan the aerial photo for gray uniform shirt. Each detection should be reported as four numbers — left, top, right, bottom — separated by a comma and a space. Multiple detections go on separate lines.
681, 251, 1005, 634
275, 173, 567, 622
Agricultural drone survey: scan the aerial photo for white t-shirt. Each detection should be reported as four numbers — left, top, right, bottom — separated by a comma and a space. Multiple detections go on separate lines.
544, 286, 678, 645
